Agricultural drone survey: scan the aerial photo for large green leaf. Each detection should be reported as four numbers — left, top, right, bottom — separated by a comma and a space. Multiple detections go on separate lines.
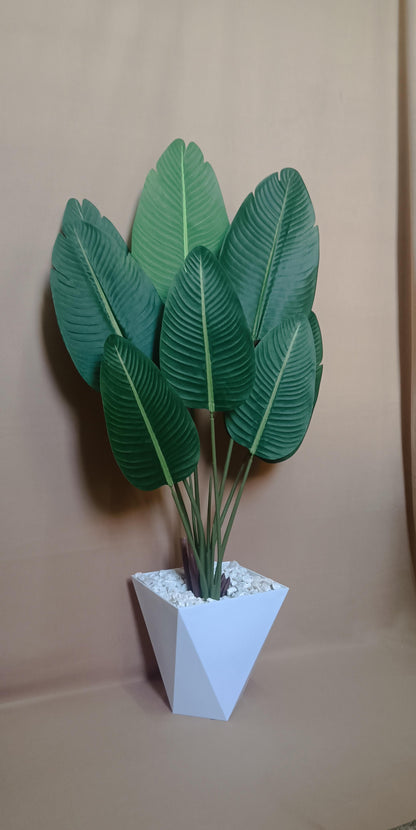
61, 198, 128, 252
220, 169, 319, 341
159, 247, 254, 412
50, 218, 162, 390
131, 139, 229, 302
225, 316, 316, 461
100, 336, 200, 490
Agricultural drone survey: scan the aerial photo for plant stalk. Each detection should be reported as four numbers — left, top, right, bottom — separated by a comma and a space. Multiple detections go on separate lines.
171, 483, 209, 598
182, 477, 206, 568
220, 458, 247, 525
219, 437, 234, 504
210, 412, 223, 598
221, 454, 254, 553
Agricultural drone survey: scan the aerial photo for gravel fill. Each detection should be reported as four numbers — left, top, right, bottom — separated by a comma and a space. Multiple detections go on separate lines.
132, 560, 284, 607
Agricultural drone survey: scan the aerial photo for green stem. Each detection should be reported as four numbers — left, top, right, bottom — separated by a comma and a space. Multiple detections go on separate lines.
174, 481, 190, 530
183, 477, 206, 566
210, 457, 247, 560
219, 438, 234, 504
210, 464, 241, 550
193, 468, 204, 554
221, 454, 254, 553
210, 412, 223, 595
220, 459, 247, 525
193, 469, 201, 523
171, 484, 209, 598
188, 476, 199, 550
206, 474, 213, 543
206, 474, 214, 588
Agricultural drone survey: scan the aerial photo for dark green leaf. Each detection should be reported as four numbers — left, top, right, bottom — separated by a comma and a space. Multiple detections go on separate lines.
100, 336, 200, 490
62, 198, 127, 252
159, 247, 254, 412
220, 169, 319, 341
225, 316, 316, 460
50, 218, 162, 390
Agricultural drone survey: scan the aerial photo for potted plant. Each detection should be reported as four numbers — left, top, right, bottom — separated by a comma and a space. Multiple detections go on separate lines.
50, 138, 322, 720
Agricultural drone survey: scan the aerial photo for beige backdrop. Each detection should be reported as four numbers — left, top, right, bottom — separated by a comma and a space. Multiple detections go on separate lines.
1, 0, 416, 700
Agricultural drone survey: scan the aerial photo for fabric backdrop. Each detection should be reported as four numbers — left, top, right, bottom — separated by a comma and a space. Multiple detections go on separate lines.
400, 0, 416, 563
1, 0, 416, 699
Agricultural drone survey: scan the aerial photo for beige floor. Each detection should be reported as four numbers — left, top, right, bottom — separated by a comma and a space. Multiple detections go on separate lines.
2, 640, 416, 830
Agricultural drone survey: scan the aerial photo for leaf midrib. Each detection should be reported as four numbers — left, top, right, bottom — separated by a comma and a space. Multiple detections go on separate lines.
75, 229, 122, 337
250, 321, 301, 456
115, 344, 174, 488
251, 175, 291, 341
181, 145, 188, 258
199, 257, 215, 412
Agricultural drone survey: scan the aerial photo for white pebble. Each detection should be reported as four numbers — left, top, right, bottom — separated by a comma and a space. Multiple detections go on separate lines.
133, 561, 281, 608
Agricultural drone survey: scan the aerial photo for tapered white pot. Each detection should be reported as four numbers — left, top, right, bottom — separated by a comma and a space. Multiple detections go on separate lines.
131, 565, 288, 721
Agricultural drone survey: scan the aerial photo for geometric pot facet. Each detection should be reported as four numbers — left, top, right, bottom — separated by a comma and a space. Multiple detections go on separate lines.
131, 567, 289, 721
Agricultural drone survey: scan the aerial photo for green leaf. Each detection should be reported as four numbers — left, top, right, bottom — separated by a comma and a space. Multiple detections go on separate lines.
159, 247, 254, 412
314, 363, 323, 405
309, 310, 323, 365
220, 169, 319, 341
225, 316, 316, 461
50, 219, 162, 390
61, 198, 127, 252
308, 310, 323, 406
131, 139, 229, 302
100, 336, 200, 491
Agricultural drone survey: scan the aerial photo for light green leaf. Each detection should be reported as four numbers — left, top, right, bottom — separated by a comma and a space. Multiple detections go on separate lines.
159, 247, 254, 412
225, 316, 316, 461
220, 169, 319, 341
50, 218, 162, 390
100, 336, 200, 491
131, 139, 229, 301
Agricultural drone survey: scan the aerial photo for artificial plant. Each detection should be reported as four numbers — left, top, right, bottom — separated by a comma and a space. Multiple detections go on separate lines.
50, 138, 322, 600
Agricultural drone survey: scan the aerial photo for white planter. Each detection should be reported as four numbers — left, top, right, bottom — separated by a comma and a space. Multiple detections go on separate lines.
131, 565, 288, 721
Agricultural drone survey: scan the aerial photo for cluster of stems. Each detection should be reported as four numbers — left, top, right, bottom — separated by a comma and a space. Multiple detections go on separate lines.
170, 413, 254, 600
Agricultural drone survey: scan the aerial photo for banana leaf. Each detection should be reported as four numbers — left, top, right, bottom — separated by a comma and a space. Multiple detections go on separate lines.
225, 315, 317, 460
51, 216, 162, 389
100, 335, 200, 490
159, 247, 254, 411
220, 169, 319, 341
132, 139, 229, 301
